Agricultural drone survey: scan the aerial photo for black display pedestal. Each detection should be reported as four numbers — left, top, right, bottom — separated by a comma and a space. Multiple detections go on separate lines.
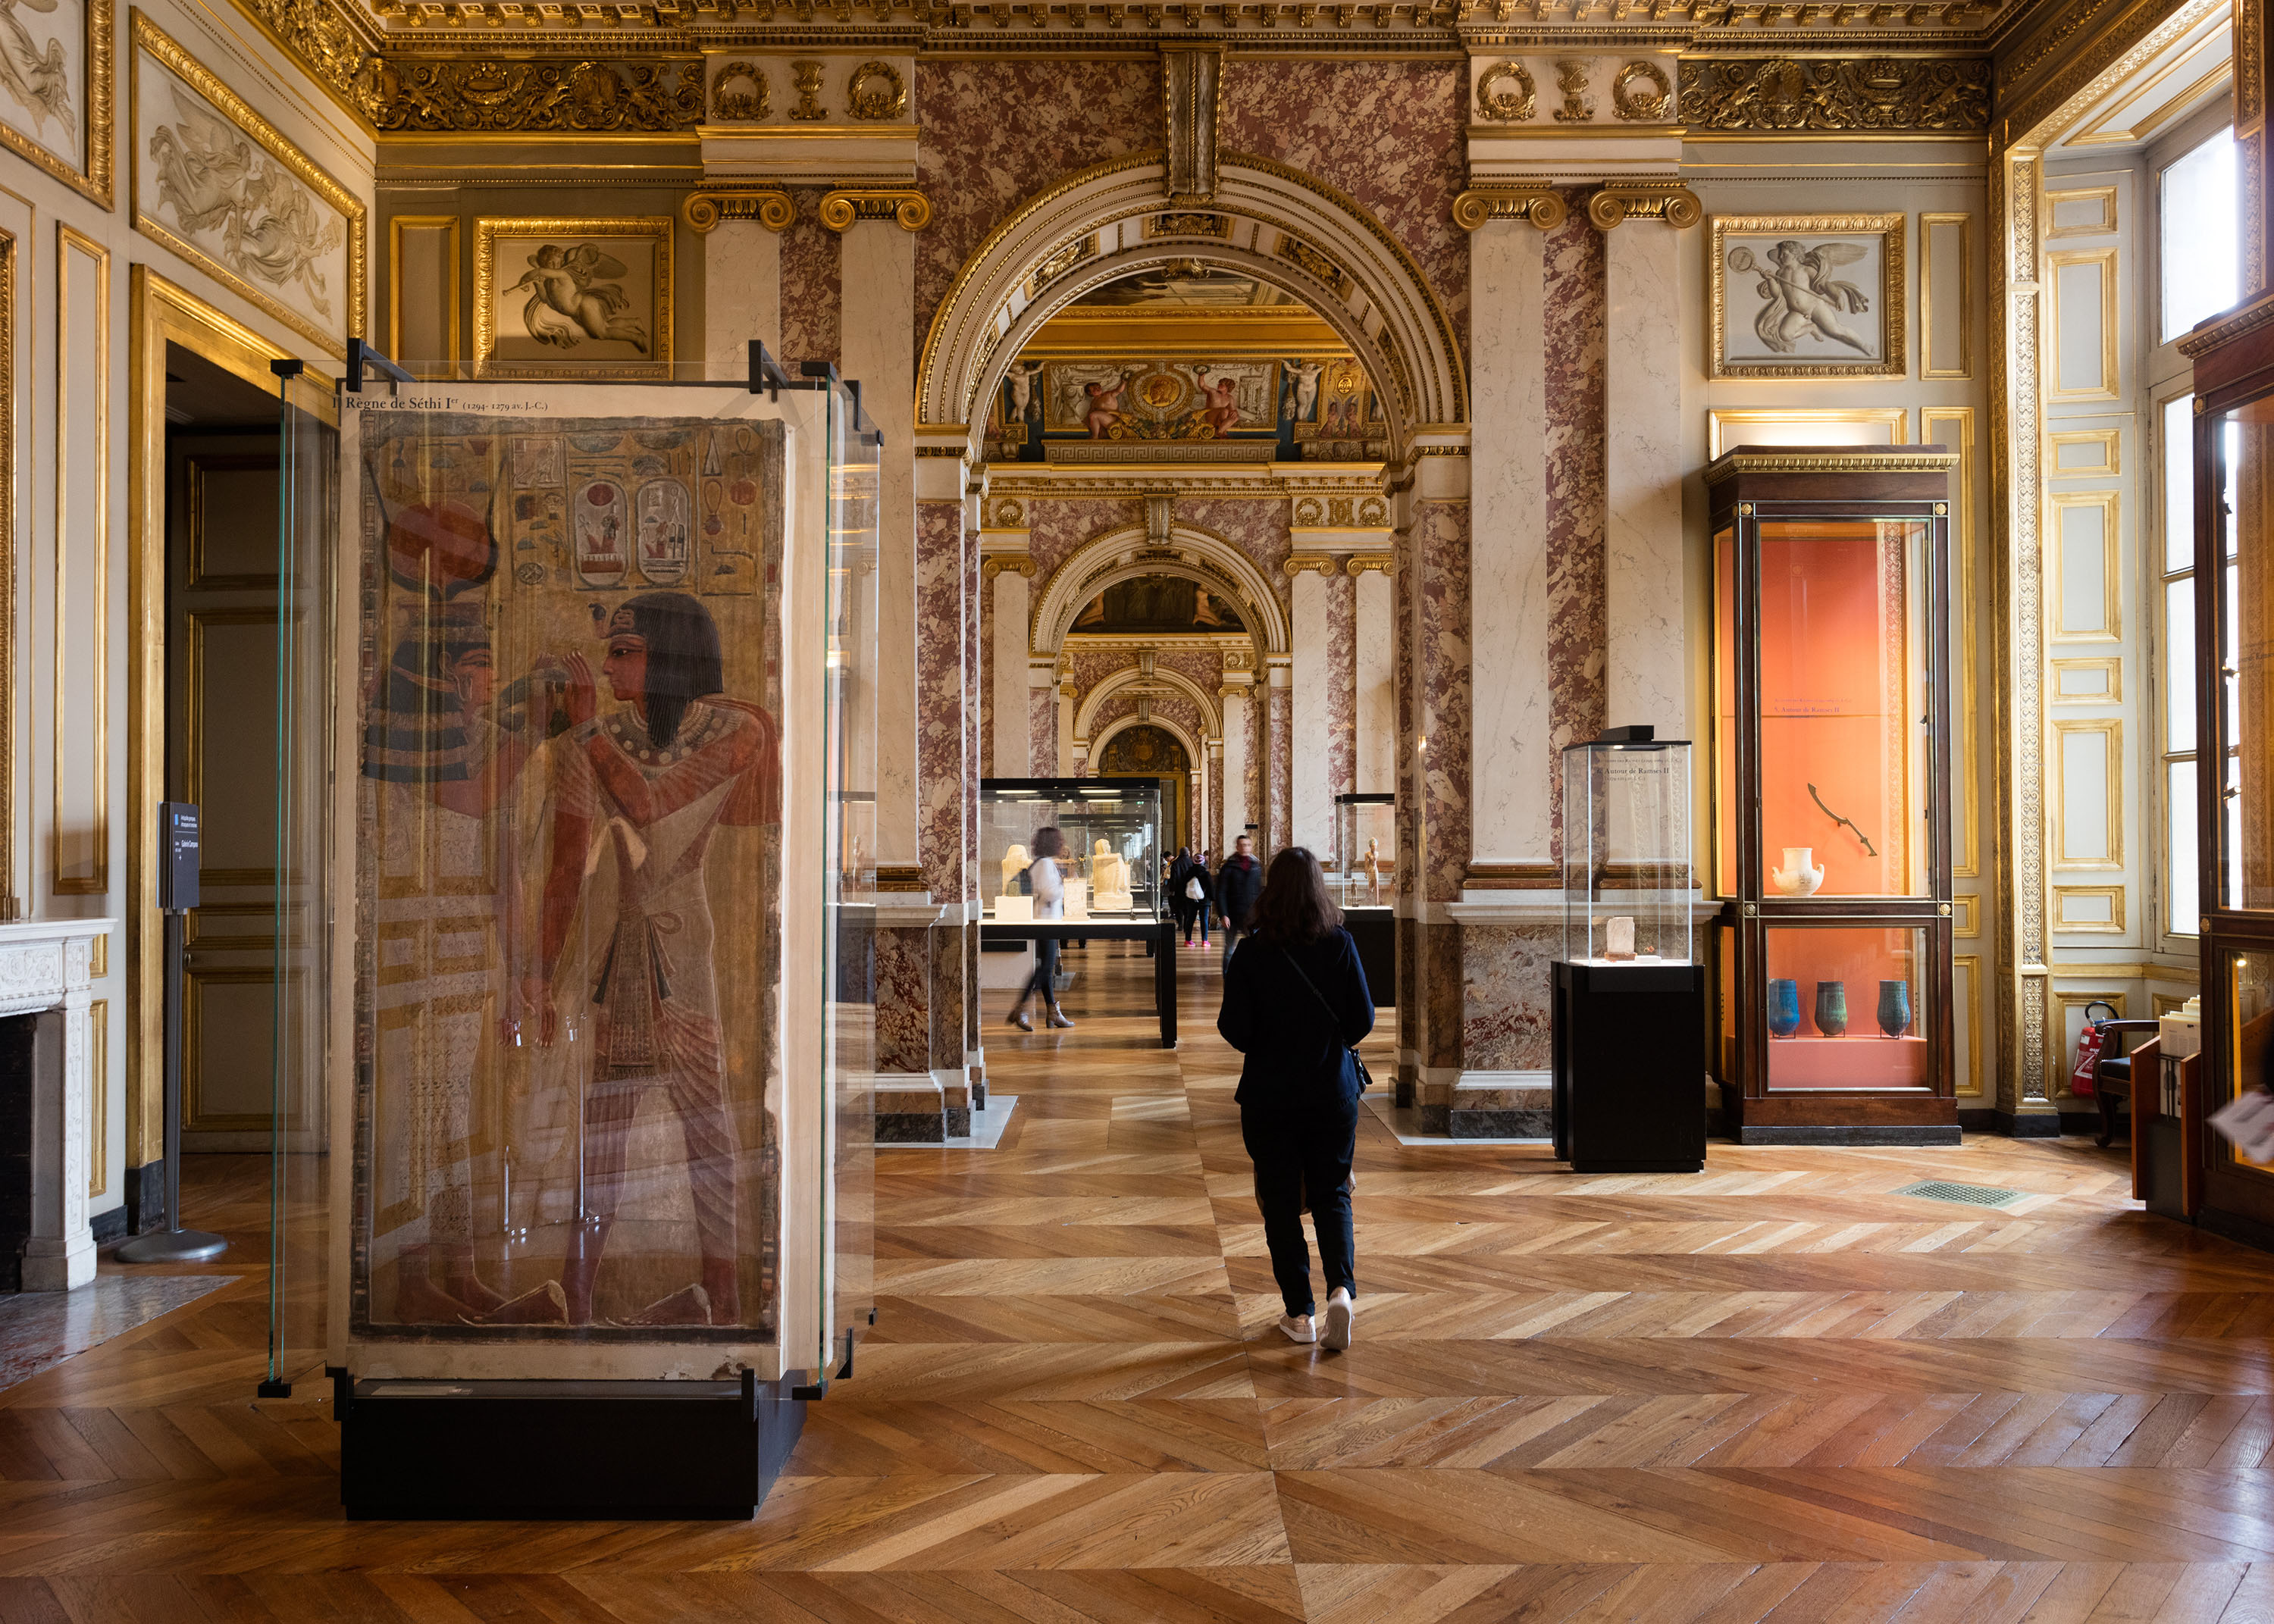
337, 1369, 804, 1519
1551, 960, 1707, 1173
1342, 907, 1396, 1009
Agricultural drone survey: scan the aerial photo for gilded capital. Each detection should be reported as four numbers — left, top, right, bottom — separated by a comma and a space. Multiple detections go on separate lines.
1586, 181, 1702, 230
819, 189, 932, 232
682, 190, 794, 233
1452, 186, 1568, 233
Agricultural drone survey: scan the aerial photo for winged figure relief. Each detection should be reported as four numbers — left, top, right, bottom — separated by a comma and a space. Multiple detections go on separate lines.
510, 243, 650, 353
1729, 239, 1874, 356
0, 0, 71, 148
150, 88, 343, 318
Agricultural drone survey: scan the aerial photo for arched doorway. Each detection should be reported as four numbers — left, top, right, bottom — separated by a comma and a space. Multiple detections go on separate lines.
1095, 721, 1193, 859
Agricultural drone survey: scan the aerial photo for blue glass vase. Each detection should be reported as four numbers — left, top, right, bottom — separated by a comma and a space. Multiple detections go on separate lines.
1768, 978, 1801, 1038
1878, 979, 1913, 1037
1814, 981, 1849, 1037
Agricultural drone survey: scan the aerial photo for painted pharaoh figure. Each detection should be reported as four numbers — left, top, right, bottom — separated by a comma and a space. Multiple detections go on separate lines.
357, 411, 785, 1342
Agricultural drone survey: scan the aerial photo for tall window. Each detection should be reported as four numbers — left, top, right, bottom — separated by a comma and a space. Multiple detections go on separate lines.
2161, 127, 2238, 342
2162, 391, 2200, 937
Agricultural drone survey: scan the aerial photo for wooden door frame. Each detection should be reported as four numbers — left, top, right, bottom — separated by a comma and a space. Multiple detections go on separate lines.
125, 268, 334, 1180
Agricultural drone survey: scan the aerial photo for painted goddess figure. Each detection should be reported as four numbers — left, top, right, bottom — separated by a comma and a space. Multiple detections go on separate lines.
519, 591, 779, 1327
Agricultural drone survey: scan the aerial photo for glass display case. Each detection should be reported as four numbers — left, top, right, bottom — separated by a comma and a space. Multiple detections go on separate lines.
979, 778, 1162, 921
2190, 321, 2274, 1235
1333, 793, 1395, 909
301, 358, 874, 1517
1706, 446, 1956, 1142
1561, 733, 1692, 964
1551, 728, 1704, 1172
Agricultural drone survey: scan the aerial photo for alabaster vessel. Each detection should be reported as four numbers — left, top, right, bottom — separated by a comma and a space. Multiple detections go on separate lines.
1770, 846, 1826, 895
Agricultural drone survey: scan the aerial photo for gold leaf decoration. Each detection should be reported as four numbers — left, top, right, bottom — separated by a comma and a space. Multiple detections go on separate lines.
366, 58, 704, 133
1677, 57, 1991, 133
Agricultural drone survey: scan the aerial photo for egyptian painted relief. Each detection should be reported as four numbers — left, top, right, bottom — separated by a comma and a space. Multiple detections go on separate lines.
348, 392, 784, 1351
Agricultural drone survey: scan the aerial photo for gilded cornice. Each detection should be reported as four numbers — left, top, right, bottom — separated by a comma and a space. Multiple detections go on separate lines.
230, 0, 2024, 134
1991, 0, 2197, 147
1678, 55, 1991, 134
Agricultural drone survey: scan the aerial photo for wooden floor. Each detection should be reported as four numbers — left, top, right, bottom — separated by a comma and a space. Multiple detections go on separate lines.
4, 941, 2273, 1622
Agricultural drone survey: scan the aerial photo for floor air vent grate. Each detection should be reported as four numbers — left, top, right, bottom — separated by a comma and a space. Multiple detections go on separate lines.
1891, 1179, 2029, 1209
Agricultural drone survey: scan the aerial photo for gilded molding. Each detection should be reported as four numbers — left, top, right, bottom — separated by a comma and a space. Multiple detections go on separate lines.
1551, 58, 1593, 120
1283, 553, 1339, 576
1586, 180, 1700, 230
788, 58, 826, 118
1703, 448, 1959, 483
981, 555, 1037, 580
819, 188, 931, 230
1451, 186, 1567, 231
846, 58, 907, 119
2176, 293, 2274, 360
683, 189, 795, 231
0, 0, 111, 205
1612, 59, 1672, 121
1677, 56, 1991, 133
710, 58, 768, 120
1162, 45, 1223, 202
132, 14, 370, 355
367, 57, 704, 133
1345, 552, 1393, 575
1474, 59, 1536, 120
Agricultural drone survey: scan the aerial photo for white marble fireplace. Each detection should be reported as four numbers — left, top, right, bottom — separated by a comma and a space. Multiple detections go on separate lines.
2, 918, 114, 1291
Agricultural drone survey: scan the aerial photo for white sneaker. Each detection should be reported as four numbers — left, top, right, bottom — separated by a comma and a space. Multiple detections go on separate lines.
1320, 1288, 1354, 1351
1276, 1313, 1315, 1344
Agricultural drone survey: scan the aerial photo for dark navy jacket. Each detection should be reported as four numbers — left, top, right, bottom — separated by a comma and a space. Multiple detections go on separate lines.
1217, 927, 1374, 1106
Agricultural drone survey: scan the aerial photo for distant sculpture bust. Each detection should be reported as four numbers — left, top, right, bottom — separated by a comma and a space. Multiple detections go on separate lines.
1090, 837, 1131, 909
1000, 843, 1029, 896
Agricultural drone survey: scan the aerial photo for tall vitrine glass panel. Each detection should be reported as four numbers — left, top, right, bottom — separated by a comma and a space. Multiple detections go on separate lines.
312, 370, 866, 1394
979, 779, 1161, 920
1333, 793, 1394, 908
1706, 446, 1956, 1143
1561, 735, 1692, 965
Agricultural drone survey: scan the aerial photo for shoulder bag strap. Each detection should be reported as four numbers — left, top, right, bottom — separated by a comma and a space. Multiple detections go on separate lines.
1276, 941, 1373, 1094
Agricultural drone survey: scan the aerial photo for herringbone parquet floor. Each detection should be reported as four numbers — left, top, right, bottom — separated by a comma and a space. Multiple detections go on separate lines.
2, 940, 2271, 1622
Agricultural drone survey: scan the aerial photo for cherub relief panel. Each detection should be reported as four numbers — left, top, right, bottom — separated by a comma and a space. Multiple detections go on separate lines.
476, 217, 675, 379
1709, 213, 1906, 380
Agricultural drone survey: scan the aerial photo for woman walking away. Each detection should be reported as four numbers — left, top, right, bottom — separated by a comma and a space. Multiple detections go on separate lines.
1007, 826, 1075, 1031
1186, 858, 1214, 948
1217, 846, 1373, 1350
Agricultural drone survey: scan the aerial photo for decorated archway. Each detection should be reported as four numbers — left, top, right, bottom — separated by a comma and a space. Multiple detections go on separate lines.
1034, 523, 1289, 662
918, 151, 1467, 460
1092, 716, 1201, 854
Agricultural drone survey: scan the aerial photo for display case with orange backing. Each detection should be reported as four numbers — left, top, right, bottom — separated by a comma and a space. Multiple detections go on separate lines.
1706, 446, 1958, 1144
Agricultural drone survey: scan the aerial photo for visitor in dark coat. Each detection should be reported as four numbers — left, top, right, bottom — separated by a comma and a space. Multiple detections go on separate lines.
1214, 834, 1264, 972
1217, 846, 1372, 1351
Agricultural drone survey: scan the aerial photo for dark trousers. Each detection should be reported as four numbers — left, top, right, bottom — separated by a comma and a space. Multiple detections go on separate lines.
1241, 1094, 1358, 1318
1017, 936, 1060, 1008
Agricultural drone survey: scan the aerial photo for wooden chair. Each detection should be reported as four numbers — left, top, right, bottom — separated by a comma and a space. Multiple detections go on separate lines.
2088, 1012, 2163, 1148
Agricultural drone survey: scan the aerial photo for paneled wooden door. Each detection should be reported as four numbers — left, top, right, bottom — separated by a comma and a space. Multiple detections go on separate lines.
167, 433, 302, 1152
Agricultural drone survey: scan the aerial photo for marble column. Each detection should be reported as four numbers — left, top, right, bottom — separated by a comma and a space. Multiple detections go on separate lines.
1219, 677, 1253, 850
916, 493, 974, 1137
844, 221, 918, 871
1353, 563, 1395, 794
991, 565, 1032, 776
1289, 565, 1333, 852
1602, 216, 1688, 740
1407, 437, 1474, 1134
1468, 217, 1553, 869
1265, 662, 1292, 856
702, 221, 781, 377
1029, 661, 1058, 774
1207, 740, 1226, 851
